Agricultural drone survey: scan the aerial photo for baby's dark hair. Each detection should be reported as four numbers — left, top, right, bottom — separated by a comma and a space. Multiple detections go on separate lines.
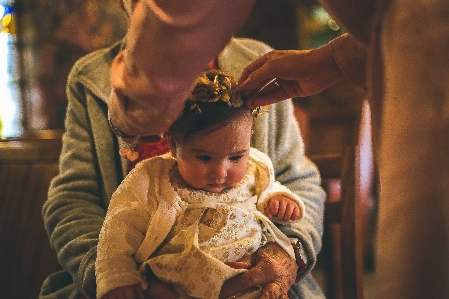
167, 70, 251, 143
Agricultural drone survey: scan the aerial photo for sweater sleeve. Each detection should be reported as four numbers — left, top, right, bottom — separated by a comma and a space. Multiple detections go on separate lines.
328, 33, 368, 88
42, 66, 115, 298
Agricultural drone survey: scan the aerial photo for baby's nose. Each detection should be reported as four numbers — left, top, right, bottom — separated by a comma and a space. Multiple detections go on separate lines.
211, 162, 227, 180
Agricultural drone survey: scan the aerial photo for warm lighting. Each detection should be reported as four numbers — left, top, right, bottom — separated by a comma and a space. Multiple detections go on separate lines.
303, 4, 342, 49
311, 6, 340, 32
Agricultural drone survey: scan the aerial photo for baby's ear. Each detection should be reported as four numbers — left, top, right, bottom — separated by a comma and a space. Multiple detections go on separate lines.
166, 133, 178, 158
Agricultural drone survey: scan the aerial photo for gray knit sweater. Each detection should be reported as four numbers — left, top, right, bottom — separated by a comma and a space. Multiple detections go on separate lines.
40, 37, 326, 299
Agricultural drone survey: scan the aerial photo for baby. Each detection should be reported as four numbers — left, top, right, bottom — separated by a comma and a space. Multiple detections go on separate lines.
96, 70, 306, 299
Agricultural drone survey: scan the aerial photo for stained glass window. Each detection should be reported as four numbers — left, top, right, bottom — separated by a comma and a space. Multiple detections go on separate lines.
0, 1, 21, 138
0, 0, 127, 139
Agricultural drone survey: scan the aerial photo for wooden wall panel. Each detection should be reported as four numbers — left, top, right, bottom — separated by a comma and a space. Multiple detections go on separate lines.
0, 138, 62, 299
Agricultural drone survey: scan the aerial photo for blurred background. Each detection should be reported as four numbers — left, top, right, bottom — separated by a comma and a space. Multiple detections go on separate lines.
0, 0, 127, 138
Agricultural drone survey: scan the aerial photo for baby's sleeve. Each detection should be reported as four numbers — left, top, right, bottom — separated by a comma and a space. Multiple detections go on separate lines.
96, 165, 154, 298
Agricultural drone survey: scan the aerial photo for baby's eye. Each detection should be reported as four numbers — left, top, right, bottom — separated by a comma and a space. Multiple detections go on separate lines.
229, 155, 243, 162
196, 155, 211, 162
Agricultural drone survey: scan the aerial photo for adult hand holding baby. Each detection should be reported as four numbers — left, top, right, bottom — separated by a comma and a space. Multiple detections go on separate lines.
220, 243, 298, 299
144, 243, 297, 299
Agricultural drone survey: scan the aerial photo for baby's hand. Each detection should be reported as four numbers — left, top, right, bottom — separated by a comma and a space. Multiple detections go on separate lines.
264, 195, 301, 221
100, 284, 145, 299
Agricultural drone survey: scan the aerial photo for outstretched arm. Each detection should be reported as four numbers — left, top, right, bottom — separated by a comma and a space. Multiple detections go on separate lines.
239, 33, 367, 108
109, 0, 255, 137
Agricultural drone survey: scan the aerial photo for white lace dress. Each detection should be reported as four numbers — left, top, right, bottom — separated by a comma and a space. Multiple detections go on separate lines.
96, 148, 305, 299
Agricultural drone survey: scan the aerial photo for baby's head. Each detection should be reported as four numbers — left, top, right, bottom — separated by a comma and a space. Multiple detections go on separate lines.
168, 70, 252, 142
167, 70, 263, 193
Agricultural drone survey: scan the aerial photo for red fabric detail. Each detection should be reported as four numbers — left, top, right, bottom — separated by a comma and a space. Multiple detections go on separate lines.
208, 59, 218, 70
129, 138, 170, 171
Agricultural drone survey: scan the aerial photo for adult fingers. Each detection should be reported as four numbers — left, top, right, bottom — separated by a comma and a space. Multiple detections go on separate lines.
227, 254, 253, 269
256, 243, 298, 289
239, 49, 310, 93
219, 267, 266, 299
122, 287, 135, 299
133, 284, 145, 299
220, 243, 297, 299
221, 245, 287, 296
244, 86, 290, 109
219, 254, 258, 298
259, 282, 288, 299
244, 78, 308, 108
145, 277, 178, 299
239, 52, 274, 91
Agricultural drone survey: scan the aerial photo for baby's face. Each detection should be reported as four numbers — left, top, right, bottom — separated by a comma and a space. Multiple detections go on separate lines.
173, 113, 253, 193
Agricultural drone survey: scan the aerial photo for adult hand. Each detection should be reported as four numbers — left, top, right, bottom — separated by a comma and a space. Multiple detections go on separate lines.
219, 242, 298, 299
238, 45, 345, 109
100, 284, 145, 299
144, 274, 179, 299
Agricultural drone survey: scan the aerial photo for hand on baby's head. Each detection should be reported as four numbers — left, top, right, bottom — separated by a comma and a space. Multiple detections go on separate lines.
264, 195, 301, 222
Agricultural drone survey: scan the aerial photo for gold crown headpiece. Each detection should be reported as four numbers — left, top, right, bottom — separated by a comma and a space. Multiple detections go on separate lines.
186, 71, 269, 117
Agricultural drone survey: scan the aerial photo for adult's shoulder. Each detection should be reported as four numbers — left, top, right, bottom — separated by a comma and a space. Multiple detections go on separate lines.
228, 37, 274, 57
67, 40, 123, 100
70, 40, 121, 77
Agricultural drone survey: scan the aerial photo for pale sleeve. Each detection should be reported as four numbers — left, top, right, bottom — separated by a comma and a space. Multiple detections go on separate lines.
109, 0, 256, 136
95, 166, 156, 298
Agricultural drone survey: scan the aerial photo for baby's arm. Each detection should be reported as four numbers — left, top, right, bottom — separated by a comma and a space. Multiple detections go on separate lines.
265, 195, 301, 222
100, 284, 145, 299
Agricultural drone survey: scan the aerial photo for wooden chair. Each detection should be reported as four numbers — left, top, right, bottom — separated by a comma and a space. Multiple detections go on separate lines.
0, 132, 63, 299
309, 100, 374, 299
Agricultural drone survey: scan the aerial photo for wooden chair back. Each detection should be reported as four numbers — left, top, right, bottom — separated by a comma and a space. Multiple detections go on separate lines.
0, 132, 63, 299
309, 100, 373, 299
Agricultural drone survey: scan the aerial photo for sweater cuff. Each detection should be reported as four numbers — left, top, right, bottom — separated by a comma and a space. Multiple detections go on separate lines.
328, 33, 367, 88
78, 246, 97, 299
